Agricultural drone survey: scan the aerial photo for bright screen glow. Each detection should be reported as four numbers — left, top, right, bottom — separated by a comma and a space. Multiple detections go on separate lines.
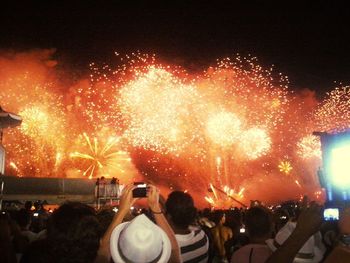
330, 144, 350, 188
323, 208, 339, 221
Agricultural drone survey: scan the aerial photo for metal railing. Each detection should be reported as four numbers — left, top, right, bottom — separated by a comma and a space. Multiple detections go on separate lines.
95, 184, 123, 209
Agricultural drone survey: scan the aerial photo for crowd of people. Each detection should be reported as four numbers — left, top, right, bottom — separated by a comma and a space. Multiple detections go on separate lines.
0, 184, 350, 263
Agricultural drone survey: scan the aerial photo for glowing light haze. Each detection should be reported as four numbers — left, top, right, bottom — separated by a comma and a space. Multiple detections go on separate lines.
1, 50, 349, 207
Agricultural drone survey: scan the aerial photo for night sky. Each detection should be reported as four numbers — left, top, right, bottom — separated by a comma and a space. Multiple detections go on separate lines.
1, 1, 350, 95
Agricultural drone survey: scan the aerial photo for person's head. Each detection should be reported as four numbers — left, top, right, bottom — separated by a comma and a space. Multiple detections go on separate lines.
97, 208, 115, 236
245, 206, 273, 240
24, 201, 33, 211
47, 202, 100, 263
110, 214, 171, 263
34, 201, 42, 210
273, 207, 289, 232
165, 191, 197, 229
211, 210, 226, 225
202, 208, 211, 217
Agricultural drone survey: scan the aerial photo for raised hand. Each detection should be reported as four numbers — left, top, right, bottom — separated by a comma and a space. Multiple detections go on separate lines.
147, 184, 162, 213
118, 184, 138, 214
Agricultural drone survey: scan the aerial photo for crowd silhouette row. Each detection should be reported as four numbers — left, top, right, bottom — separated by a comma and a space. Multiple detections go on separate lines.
1, 183, 350, 263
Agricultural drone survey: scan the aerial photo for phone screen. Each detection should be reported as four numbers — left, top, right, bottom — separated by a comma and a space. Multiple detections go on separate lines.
323, 208, 339, 221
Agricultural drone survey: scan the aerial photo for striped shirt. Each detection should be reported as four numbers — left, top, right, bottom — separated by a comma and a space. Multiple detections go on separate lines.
175, 226, 209, 263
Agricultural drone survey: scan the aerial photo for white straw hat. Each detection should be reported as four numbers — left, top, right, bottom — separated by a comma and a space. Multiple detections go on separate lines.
110, 214, 171, 263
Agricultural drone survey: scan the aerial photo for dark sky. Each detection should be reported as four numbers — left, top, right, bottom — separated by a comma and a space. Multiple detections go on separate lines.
1, 1, 350, 95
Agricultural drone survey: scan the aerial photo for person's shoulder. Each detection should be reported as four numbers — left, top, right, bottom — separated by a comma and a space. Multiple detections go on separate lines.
232, 244, 271, 262
232, 244, 252, 259
176, 226, 208, 242
223, 225, 233, 233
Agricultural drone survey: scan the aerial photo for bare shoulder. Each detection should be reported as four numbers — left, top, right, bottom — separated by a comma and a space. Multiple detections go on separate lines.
223, 226, 233, 237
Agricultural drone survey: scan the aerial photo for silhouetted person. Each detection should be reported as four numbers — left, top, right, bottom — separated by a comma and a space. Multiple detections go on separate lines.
231, 206, 273, 263
165, 191, 209, 262
21, 202, 100, 263
110, 177, 117, 197
211, 210, 233, 262
95, 178, 100, 198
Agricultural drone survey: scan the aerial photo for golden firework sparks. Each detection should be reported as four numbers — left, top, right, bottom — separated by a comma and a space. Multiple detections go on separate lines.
70, 133, 131, 179
119, 66, 203, 153
0, 51, 327, 205
206, 111, 242, 147
278, 160, 293, 174
314, 85, 350, 132
239, 127, 271, 160
297, 135, 321, 159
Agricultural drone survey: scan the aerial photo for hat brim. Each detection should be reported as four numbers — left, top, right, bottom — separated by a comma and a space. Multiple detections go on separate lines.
110, 221, 171, 263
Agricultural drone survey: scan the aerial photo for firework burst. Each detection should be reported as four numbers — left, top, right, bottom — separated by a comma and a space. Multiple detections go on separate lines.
314, 85, 350, 132
297, 135, 321, 159
239, 127, 271, 160
206, 111, 242, 147
119, 66, 203, 153
70, 133, 131, 179
278, 160, 293, 175
205, 183, 246, 208
0, 50, 335, 207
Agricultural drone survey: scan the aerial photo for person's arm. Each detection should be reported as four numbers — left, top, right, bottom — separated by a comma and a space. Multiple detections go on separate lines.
266, 202, 323, 263
95, 184, 137, 263
147, 185, 182, 263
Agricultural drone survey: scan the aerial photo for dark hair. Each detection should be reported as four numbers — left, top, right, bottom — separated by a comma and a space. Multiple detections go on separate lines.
47, 202, 100, 263
245, 206, 273, 238
96, 208, 115, 236
165, 191, 197, 228
24, 201, 33, 211
20, 239, 51, 263
16, 208, 31, 228
211, 210, 225, 225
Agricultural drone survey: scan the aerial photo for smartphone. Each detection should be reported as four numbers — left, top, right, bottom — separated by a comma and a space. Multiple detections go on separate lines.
323, 208, 339, 221
132, 182, 147, 198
